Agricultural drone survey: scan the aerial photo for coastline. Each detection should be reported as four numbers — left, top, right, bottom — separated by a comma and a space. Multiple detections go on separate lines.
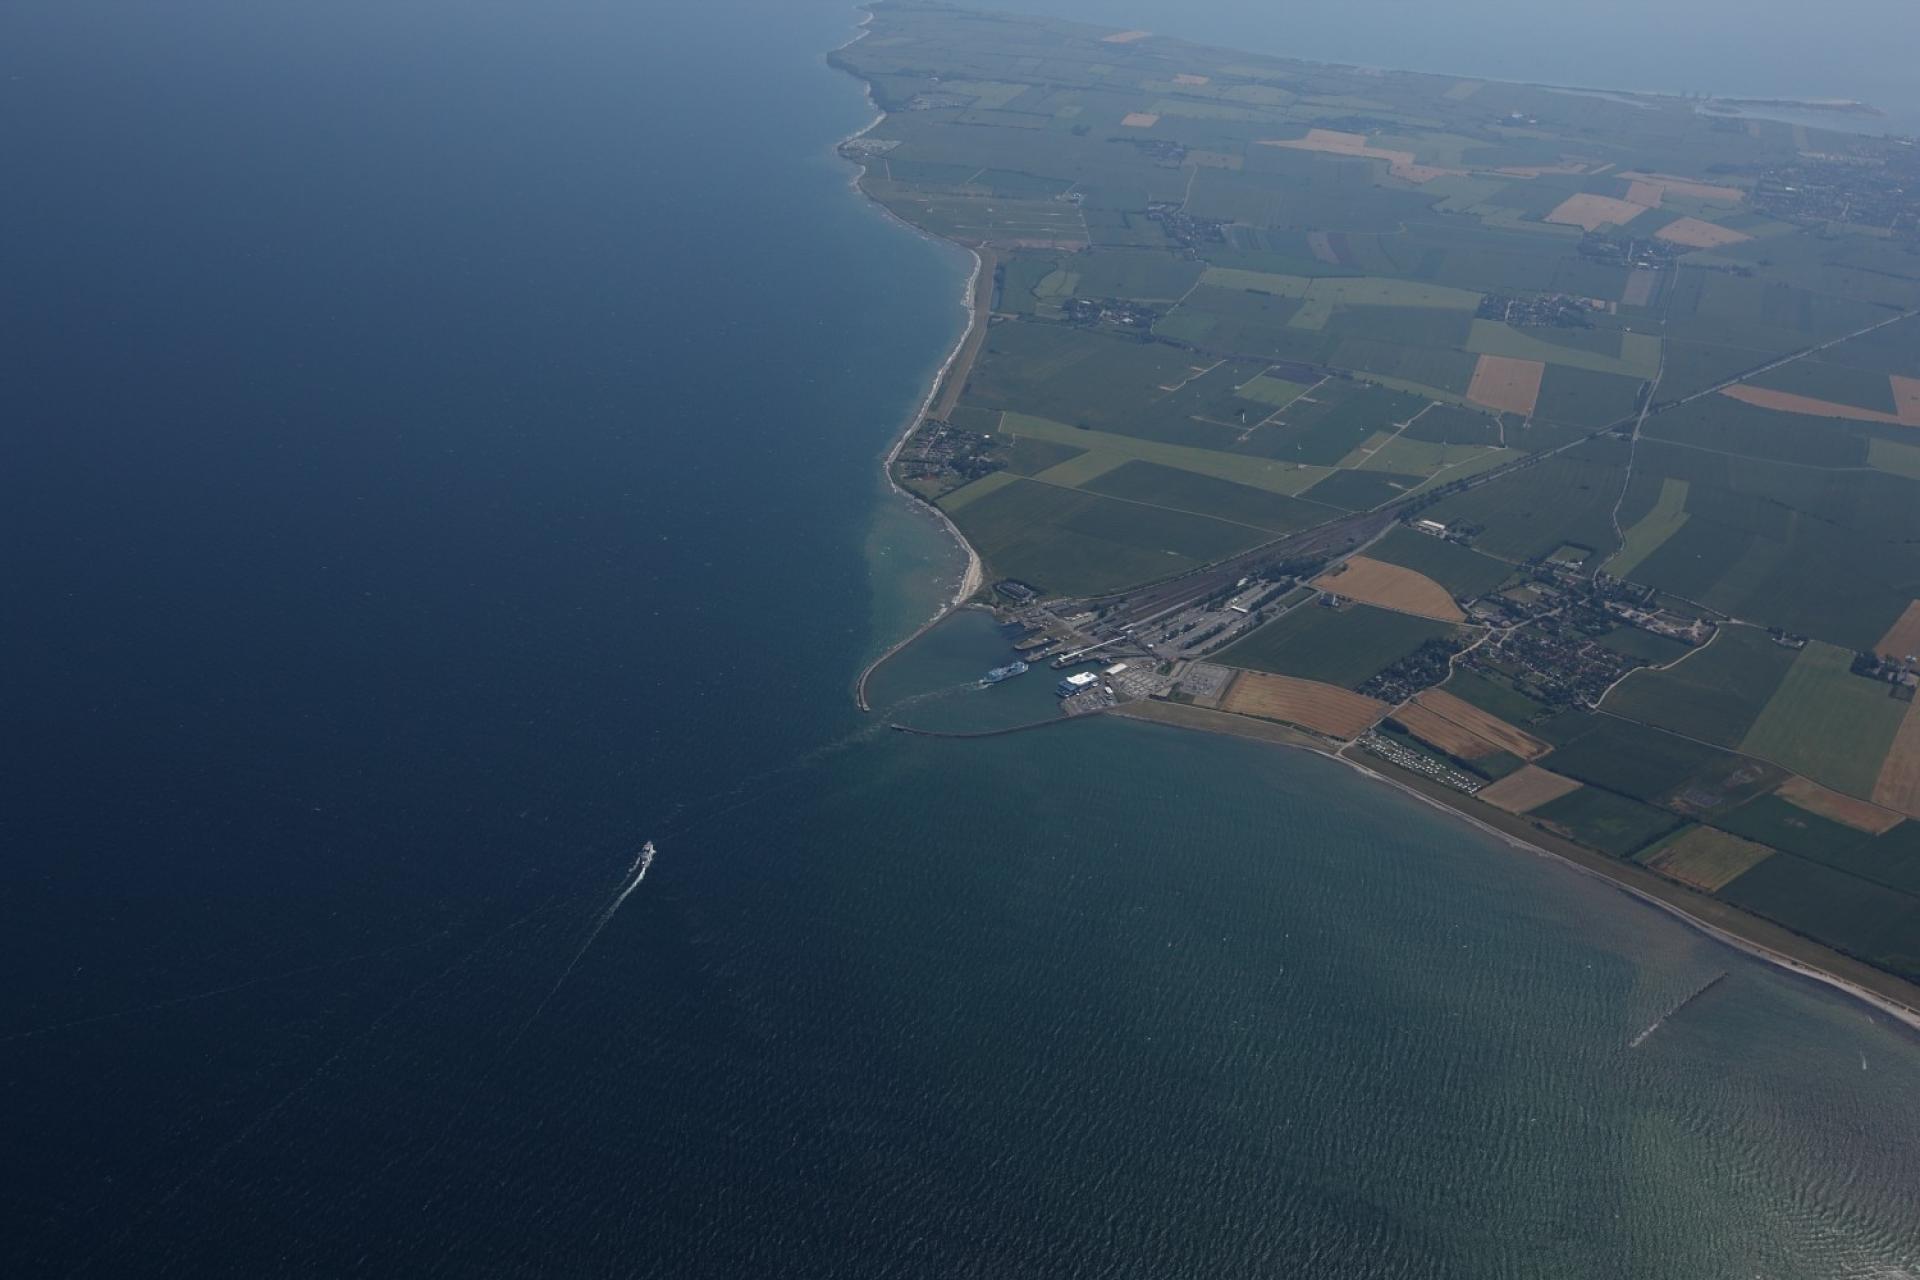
827, 13, 1920, 1036
1113, 701, 1920, 1036
834, 14, 989, 712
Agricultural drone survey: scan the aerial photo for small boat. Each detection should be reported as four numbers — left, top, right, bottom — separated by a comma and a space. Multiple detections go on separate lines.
980, 660, 1029, 685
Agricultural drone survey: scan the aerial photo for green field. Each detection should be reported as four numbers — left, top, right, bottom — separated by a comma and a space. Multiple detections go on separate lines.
1714, 795, 1873, 868
999, 413, 1330, 495
1602, 625, 1799, 747
1540, 716, 1762, 807
942, 476, 1268, 596
1604, 477, 1688, 579
1425, 440, 1627, 561
1737, 641, 1910, 797
1466, 319, 1661, 380
1403, 404, 1504, 446
1199, 268, 1481, 310
1532, 787, 1683, 857
1218, 602, 1457, 688
1867, 436, 1920, 481
1745, 358, 1899, 414
1237, 373, 1310, 408
1081, 460, 1338, 533
1441, 668, 1550, 726
1596, 626, 1694, 665
1719, 853, 1920, 981
842, 1, 1920, 985
1303, 468, 1426, 511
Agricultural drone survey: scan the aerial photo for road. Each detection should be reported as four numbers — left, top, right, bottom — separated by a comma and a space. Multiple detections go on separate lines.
1072, 307, 1916, 634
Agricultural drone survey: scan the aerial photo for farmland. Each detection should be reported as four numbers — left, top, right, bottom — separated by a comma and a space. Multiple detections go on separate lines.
1601, 625, 1799, 748
1364, 526, 1511, 598
1219, 671, 1386, 738
1218, 603, 1457, 689
1311, 556, 1463, 622
839, 3, 1920, 995
1738, 641, 1909, 798
1477, 766, 1581, 814
1641, 827, 1774, 892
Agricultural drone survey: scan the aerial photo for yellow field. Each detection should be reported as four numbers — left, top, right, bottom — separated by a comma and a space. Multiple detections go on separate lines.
1256, 129, 1457, 184
1644, 827, 1774, 891
1872, 700, 1920, 818
1896, 376, 1920, 423
1545, 193, 1647, 231
1775, 775, 1903, 835
1312, 556, 1464, 622
1723, 380, 1920, 427
1121, 112, 1161, 128
1619, 172, 1746, 203
1414, 689, 1549, 759
1221, 671, 1387, 739
1654, 217, 1751, 248
1623, 180, 1664, 208
1477, 766, 1583, 814
1393, 701, 1497, 758
1466, 354, 1544, 415
1101, 29, 1151, 42
1874, 600, 1920, 661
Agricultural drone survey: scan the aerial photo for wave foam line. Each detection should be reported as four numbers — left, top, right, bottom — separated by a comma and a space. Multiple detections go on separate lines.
515, 842, 655, 1036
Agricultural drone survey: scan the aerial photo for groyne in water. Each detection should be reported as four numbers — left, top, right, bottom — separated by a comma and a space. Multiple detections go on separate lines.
888, 715, 1088, 741
1630, 972, 1728, 1048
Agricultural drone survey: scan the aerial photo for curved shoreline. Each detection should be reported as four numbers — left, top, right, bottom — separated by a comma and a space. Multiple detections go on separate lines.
849, 240, 987, 711
833, 17, 989, 712
825, 16, 1920, 1036
1333, 753, 1920, 1038
1108, 701, 1920, 1035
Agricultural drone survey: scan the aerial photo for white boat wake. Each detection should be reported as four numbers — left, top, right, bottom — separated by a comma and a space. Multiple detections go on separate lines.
520, 842, 655, 1031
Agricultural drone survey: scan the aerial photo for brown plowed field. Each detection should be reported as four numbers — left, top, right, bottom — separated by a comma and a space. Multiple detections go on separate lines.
1721, 381, 1920, 426
1392, 701, 1496, 758
1415, 689, 1550, 759
1173, 73, 1210, 85
1312, 556, 1464, 622
1545, 193, 1647, 231
1121, 112, 1161, 128
1466, 354, 1545, 415
1478, 766, 1583, 814
1872, 701, 1920, 818
1775, 775, 1903, 834
1101, 28, 1151, 42
1654, 217, 1750, 248
1221, 671, 1386, 739
1874, 600, 1920, 661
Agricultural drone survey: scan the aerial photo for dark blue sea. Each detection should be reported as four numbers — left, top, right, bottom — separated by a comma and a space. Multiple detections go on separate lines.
4, 2, 1917, 1276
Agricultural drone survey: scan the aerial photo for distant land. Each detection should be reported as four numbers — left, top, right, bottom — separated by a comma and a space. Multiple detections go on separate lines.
835, 1, 1920, 1023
